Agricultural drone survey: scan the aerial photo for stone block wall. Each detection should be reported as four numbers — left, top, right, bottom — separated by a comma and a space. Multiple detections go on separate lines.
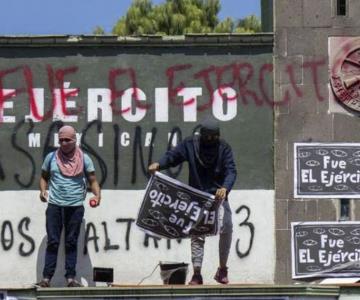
274, 0, 360, 283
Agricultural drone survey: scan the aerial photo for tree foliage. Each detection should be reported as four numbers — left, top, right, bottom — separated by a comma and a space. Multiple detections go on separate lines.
235, 14, 261, 33
93, 26, 105, 35
111, 0, 261, 36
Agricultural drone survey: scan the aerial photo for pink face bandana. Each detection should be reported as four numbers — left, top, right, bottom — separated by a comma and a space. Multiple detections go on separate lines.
56, 126, 84, 177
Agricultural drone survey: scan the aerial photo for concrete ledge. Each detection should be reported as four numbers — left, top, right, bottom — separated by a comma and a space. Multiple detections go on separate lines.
0, 34, 274, 47
2, 285, 340, 299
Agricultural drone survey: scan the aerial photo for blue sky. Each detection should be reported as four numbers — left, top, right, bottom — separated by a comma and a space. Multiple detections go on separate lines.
0, 0, 260, 35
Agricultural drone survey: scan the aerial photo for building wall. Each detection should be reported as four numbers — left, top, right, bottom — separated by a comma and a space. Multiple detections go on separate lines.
0, 37, 275, 287
274, 0, 360, 283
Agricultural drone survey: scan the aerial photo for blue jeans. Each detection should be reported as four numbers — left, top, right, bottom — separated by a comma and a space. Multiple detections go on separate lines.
43, 203, 84, 279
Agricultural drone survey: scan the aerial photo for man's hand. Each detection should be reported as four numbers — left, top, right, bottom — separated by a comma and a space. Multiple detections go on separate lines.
215, 187, 227, 201
40, 190, 48, 202
87, 172, 101, 207
148, 162, 160, 174
90, 195, 101, 207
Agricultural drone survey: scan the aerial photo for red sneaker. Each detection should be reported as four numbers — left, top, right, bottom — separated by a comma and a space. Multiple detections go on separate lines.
188, 273, 203, 285
214, 267, 229, 284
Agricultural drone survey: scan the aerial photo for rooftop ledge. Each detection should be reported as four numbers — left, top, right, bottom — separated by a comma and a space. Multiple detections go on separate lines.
2, 284, 341, 299
0, 33, 274, 47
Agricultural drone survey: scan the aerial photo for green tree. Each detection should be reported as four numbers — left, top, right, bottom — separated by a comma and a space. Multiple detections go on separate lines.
112, 17, 127, 36
214, 17, 234, 33
235, 14, 261, 33
93, 26, 105, 35
112, 0, 261, 36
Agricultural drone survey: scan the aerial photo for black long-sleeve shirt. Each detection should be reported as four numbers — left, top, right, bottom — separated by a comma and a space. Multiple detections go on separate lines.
158, 136, 237, 196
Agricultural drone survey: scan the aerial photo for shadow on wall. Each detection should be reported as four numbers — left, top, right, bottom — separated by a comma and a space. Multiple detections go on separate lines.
36, 220, 95, 287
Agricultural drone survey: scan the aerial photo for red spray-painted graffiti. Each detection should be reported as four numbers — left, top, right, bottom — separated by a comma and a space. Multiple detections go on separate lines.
0, 59, 327, 123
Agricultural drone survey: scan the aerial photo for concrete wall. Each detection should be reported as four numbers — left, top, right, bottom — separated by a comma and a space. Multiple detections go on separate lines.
0, 190, 274, 287
274, 0, 360, 283
0, 36, 275, 287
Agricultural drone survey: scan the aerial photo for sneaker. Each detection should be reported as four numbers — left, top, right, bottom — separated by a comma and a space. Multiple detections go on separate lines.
214, 267, 229, 284
34, 279, 50, 288
188, 273, 203, 285
67, 279, 83, 287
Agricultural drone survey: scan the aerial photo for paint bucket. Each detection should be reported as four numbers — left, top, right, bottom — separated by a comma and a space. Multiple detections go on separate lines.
159, 261, 189, 284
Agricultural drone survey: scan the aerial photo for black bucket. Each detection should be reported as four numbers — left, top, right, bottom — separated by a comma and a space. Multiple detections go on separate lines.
159, 262, 189, 284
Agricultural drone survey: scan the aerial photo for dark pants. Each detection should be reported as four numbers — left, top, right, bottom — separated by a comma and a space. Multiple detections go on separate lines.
43, 203, 84, 280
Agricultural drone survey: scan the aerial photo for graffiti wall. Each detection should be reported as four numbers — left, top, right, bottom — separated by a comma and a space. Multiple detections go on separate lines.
0, 42, 274, 286
0, 190, 274, 286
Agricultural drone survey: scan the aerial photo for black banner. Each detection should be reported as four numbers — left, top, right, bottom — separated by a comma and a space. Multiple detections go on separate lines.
292, 222, 360, 278
136, 172, 220, 239
294, 143, 360, 198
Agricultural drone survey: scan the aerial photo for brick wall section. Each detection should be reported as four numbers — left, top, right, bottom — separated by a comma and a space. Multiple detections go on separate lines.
274, 0, 360, 283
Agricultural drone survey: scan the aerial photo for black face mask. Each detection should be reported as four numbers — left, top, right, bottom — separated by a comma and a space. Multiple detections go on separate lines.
194, 119, 221, 167
198, 133, 219, 167
200, 133, 220, 146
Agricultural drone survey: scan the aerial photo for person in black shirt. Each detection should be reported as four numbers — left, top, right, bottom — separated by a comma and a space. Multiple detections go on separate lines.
149, 119, 237, 284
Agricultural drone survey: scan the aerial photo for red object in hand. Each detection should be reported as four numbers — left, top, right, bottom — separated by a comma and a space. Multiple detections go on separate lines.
89, 198, 97, 207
